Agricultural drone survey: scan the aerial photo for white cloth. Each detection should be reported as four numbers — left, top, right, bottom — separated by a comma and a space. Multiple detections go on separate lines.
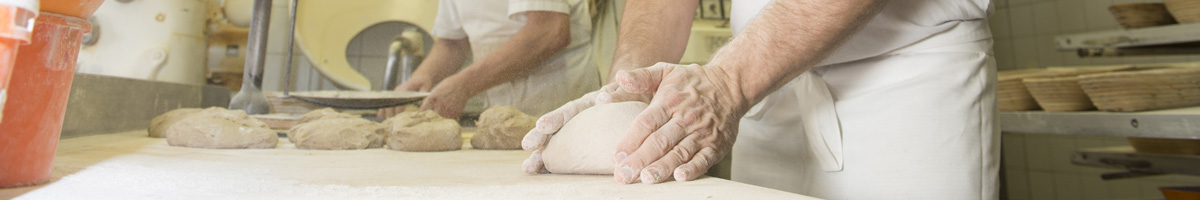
730, 0, 999, 199
433, 0, 600, 116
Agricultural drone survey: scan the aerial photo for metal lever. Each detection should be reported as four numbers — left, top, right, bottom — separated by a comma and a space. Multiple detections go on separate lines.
283, 0, 298, 96
228, 0, 273, 114
381, 29, 425, 91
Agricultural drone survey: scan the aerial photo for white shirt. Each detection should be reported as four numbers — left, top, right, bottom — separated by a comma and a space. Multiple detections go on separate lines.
731, 0, 992, 66
432, 0, 600, 116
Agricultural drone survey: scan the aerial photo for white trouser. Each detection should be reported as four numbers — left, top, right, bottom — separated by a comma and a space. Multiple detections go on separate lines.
731, 20, 999, 200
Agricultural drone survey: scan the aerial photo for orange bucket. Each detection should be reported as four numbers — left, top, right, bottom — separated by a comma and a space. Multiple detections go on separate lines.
0, 11, 90, 188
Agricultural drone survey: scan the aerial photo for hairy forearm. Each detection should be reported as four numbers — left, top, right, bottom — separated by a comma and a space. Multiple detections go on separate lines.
608, 0, 698, 83
709, 0, 887, 111
412, 39, 470, 85
449, 11, 571, 95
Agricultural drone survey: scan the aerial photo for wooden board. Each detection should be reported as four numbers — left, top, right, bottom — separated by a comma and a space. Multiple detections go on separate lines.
0, 131, 811, 199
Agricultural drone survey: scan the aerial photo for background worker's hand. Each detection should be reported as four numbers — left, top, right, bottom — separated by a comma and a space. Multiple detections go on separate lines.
377, 75, 435, 118
610, 63, 748, 184
419, 75, 473, 120
520, 83, 651, 174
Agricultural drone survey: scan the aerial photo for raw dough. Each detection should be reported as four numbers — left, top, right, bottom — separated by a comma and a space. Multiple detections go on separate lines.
472, 106, 537, 150
287, 117, 386, 150
542, 102, 648, 174
148, 108, 202, 138
296, 108, 355, 124
384, 110, 462, 151
164, 107, 279, 149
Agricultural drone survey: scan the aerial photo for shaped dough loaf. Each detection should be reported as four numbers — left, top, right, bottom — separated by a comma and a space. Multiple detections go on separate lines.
542, 102, 647, 174
472, 106, 537, 150
148, 108, 203, 138
384, 110, 462, 151
165, 107, 278, 149
287, 117, 386, 150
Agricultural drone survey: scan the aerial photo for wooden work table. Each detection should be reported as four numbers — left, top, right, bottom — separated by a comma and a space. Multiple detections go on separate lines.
1, 131, 812, 199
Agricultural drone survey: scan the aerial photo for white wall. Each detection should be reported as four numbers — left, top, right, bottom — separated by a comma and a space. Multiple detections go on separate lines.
992, 0, 1200, 199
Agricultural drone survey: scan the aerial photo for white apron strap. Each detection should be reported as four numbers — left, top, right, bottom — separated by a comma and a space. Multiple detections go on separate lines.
794, 72, 844, 172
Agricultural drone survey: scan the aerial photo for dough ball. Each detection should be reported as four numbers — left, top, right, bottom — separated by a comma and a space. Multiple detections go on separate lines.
148, 108, 202, 138
472, 106, 536, 150
384, 110, 462, 152
165, 107, 278, 149
296, 108, 355, 124
287, 117, 386, 150
542, 102, 647, 174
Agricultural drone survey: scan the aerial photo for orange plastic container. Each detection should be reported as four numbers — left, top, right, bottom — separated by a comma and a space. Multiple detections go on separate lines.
0, 11, 89, 188
39, 0, 102, 18
0, 2, 36, 124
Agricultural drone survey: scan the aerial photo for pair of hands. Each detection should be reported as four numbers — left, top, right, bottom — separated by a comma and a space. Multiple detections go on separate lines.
522, 63, 748, 184
377, 74, 472, 120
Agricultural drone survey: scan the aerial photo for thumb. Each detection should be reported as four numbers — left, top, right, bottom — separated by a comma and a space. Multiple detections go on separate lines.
616, 62, 674, 94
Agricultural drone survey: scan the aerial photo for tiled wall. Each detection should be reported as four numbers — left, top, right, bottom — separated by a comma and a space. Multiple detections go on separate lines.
258, 0, 344, 92
992, 0, 1200, 199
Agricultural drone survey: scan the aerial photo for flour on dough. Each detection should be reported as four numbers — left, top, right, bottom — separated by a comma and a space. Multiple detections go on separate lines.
288, 117, 386, 150
148, 108, 202, 138
165, 107, 278, 149
384, 110, 462, 151
542, 102, 648, 174
472, 106, 536, 150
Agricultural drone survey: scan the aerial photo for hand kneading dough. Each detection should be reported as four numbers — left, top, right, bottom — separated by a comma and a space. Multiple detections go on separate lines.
287, 117, 386, 150
165, 107, 278, 149
296, 108, 355, 124
148, 108, 203, 138
384, 110, 462, 151
472, 106, 536, 150
542, 102, 648, 174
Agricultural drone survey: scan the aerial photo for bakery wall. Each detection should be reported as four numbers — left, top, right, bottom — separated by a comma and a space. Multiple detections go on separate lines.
991, 0, 1200, 199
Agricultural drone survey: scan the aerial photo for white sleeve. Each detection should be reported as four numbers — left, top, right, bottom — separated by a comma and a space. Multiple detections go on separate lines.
508, 0, 571, 21
432, 0, 467, 39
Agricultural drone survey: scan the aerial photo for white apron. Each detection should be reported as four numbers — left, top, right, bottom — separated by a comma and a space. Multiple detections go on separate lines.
432, 0, 601, 116
731, 18, 1000, 200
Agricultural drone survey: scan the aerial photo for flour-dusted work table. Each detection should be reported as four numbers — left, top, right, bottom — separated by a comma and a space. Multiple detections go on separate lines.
0, 131, 812, 199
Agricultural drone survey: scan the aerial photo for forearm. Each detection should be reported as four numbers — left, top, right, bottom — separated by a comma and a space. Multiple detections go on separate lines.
446, 11, 571, 96
708, 0, 886, 112
411, 39, 470, 84
608, 0, 698, 83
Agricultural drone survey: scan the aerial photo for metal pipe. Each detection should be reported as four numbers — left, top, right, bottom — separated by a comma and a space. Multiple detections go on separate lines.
381, 29, 425, 91
245, 0, 271, 89
228, 0, 273, 114
283, 0, 298, 96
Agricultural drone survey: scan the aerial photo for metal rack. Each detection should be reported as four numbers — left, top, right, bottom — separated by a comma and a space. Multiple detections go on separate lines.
1000, 107, 1200, 179
1056, 23, 1200, 57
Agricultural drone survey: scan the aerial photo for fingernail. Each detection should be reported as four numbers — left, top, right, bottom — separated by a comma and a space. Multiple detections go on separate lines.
613, 152, 627, 164
674, 168, 690, 181
640, 168, 660, 184
618, 166, 636, 184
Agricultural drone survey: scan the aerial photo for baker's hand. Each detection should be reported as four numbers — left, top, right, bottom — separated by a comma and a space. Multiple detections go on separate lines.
420, 76, 471, 120
520, 83, 651, 174
377, 75, 435, 118
612, 62, 747, 184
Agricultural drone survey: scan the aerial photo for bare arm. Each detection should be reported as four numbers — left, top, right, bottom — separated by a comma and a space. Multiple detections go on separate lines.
711, 0, 887, 112
605, 0, 891, 184
607, 0, 699, 83
396, 38, 470, 92
439, 11, 572, 96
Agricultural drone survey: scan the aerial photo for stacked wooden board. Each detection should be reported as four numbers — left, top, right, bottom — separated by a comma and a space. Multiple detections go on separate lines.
999, 63, 1200, 112
1079, 66, 1200, 112
999, 66, 1141, 111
